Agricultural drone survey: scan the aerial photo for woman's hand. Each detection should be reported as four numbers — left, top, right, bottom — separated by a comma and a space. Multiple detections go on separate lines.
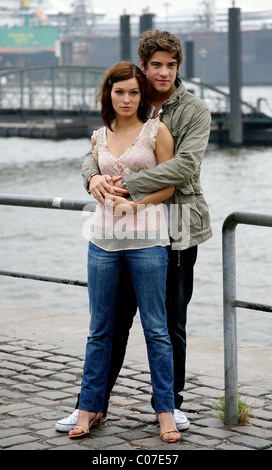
89, 175, 129, 204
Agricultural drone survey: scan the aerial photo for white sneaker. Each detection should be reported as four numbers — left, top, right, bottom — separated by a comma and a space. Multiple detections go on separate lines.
55, 409, 79, 432
174, 409, 190, 430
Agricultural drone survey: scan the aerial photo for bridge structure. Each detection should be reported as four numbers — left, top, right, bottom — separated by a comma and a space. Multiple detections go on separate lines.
0, 65, 272, 144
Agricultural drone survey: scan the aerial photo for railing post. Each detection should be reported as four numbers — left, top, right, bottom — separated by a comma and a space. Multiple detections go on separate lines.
51, 67, 56, 112
222, 214, 239, 425
20, 70, 24, 112
228, 7, 243, 145
67, 67, 71, 109
82, 67, 86, 111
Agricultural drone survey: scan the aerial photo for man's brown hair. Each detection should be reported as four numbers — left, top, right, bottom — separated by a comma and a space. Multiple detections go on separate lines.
97, 61, 152, 131
138, 30, 183, 69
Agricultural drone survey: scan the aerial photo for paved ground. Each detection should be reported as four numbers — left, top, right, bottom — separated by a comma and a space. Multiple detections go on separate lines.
0, 304, 272, 453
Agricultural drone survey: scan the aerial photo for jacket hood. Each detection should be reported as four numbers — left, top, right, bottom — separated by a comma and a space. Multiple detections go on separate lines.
162, 78, 186, 109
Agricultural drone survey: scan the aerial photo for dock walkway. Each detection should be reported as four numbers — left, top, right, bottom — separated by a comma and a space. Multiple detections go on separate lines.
0, 305, 271, 452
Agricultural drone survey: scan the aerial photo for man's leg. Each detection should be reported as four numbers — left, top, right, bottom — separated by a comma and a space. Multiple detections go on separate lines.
55, 258, 137, 431
166, 245, 198, 408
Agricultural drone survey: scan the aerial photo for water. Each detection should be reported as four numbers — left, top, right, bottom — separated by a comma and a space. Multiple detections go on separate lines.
0, 107, 272, 348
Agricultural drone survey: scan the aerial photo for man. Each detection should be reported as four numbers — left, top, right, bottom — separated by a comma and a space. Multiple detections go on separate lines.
56, 30, 212, 433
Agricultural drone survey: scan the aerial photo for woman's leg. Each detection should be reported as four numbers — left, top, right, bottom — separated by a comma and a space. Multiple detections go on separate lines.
102, 258, 138, 416
125, 246, 175, 413
69, 258, 137, 418
79, 243, 121, 413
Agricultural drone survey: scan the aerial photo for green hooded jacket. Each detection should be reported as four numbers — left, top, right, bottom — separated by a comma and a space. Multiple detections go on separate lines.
82, 79, 213, 249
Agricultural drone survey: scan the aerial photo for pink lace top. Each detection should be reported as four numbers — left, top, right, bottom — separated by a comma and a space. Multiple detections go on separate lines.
89, 118, 169, 251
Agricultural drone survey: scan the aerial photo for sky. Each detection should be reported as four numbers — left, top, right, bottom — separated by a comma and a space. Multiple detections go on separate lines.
91, 0, 272, 19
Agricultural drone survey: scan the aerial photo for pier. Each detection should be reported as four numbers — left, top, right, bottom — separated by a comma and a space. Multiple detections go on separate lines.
0, 193, 271, 451
1, 65, 272, 145
0, 304, 272, 451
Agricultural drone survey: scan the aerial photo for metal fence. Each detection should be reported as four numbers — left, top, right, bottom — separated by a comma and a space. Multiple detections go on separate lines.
0, 66, 106, 112
0, 65, 263, 116
0, 193, 96, 287
222, 211, 272, 425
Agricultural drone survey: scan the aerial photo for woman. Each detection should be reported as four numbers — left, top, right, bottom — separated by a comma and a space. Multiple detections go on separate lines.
69, 62, 180, 443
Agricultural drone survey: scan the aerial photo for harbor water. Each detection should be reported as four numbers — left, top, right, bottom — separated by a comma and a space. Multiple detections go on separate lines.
0, 90, 272, 348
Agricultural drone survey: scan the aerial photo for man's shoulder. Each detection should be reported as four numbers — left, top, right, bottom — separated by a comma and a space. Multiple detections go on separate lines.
164, 86, 211, 133
171, 87, 211, 128
179, 87, 209, 112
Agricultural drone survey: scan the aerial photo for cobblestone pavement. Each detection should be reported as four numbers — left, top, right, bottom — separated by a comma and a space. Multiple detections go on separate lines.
0, 333, 272, 452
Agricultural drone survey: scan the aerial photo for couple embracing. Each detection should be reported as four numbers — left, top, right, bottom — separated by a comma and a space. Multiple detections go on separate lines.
56, 29, 212, 443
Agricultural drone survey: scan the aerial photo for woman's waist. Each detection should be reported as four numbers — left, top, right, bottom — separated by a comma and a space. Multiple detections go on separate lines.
93, 203, 168, 230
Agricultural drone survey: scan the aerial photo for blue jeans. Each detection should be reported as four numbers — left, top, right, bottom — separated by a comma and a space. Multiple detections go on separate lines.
79, 242, 174, 413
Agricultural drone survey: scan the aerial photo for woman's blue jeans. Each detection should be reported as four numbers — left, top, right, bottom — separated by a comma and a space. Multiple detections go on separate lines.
79, 242, 175, 413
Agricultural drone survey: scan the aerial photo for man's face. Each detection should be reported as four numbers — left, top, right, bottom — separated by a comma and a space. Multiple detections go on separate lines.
141, 51, 178, 98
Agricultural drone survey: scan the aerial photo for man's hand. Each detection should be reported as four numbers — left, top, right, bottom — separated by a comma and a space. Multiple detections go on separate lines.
111, 176, 130, 197
89, 174, 129, 204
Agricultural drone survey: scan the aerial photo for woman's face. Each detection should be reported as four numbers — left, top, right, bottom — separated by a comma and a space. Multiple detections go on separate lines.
111, 77, 141, 119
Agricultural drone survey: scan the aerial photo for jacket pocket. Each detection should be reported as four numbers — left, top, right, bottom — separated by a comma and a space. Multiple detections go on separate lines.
177, 180, 203, 196
174, 202, 202, 235
194, 197, 210, 231
189, 203, 203, 231
180, 198, 210, 233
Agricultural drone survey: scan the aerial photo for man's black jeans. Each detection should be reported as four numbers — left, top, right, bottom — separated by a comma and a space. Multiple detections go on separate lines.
165, 244, 198, 409
76, 244, 198, 414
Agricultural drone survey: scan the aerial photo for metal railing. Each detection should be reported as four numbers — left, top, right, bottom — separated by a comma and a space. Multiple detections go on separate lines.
0, 193, 96, 287
222, 211, 272, 425
0, 66, 106, 112
0, 66, 267, 117
1, 196, 271, 426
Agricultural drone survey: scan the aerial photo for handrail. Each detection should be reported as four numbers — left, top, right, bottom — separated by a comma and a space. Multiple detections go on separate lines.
0, 65, 107, 77
0, 193, 96, 211
222, 211, 272, 425
0, 193, 96, 287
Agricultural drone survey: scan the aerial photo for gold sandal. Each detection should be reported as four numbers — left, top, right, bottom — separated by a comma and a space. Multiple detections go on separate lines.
69, 412, 103, 439
160, 427, 181, 443
157, 412, 181, 443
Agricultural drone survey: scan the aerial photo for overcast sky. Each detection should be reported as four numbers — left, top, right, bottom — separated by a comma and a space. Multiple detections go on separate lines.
92, 0, 272, 19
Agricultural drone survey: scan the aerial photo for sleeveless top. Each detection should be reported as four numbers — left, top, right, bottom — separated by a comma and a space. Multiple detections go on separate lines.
89, 118, 170, 251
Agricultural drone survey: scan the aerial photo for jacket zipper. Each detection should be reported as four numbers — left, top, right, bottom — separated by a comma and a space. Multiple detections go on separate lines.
177, 251, 181, 267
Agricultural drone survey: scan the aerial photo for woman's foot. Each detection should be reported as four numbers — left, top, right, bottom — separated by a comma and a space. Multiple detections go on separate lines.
157, 412, 181, 443
68, 410, 102, 439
